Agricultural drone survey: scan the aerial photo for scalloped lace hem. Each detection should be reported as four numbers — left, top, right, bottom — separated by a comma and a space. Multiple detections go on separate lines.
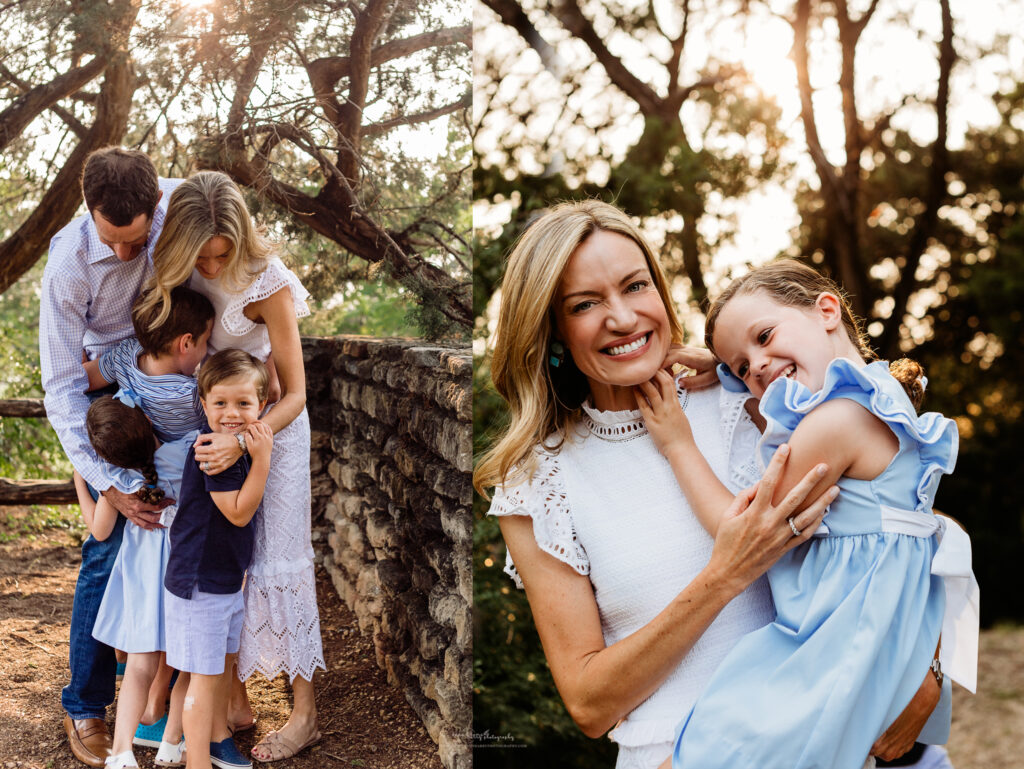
239, 565, 324, 683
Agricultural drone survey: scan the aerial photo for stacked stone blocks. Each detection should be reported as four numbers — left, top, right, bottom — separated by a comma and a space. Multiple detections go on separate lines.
303, 336, 471, 769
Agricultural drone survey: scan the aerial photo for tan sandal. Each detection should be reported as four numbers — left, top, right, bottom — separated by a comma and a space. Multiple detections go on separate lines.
250, 729, 322, 763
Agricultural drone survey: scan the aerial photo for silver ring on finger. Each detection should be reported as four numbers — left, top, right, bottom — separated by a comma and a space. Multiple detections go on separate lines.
787, 516, 801, 537
201, 461, 210, 472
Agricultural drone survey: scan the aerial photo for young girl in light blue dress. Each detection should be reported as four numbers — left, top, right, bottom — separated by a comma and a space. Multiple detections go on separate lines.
73, 286, 217, 768
78, 394, 197, 768
636, 260, 977, 769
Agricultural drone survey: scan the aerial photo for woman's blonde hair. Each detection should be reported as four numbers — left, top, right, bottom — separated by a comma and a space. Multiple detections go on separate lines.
137, 171, 272, 329
473, 200, 685, 497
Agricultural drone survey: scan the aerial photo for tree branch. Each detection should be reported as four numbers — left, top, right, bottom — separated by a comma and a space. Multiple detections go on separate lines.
306, 24, 471, 92
550, 0, 662, 115
665, 0, 690, 100
200, 124, 471, 328
880, 0, 955, 357
0, 56, 103, 151
482, 0, 565, 78
362, 91, 470, 138
334, 0, 396, 182
791, 0, 848, 220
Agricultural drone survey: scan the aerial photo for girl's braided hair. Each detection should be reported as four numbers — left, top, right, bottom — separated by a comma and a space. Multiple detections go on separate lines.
86, 396, 165, 504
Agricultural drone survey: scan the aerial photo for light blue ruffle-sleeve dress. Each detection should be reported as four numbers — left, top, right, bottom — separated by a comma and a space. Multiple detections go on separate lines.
92, 431, 197, 653
671, 358, 958, 769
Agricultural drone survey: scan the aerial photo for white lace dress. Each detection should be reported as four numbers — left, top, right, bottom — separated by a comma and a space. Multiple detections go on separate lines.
190, 257, 326, 682
488, 382, 772, 769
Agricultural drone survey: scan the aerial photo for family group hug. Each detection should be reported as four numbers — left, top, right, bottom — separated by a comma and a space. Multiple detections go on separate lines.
474, 201, 982, 769
42, 148, 325, 769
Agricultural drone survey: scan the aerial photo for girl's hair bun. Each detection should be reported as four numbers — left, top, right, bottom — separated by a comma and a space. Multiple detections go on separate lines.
889, 358, 926, 410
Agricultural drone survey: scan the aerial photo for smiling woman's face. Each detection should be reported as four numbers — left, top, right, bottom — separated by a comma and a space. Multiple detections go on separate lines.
553, 229, 671, 411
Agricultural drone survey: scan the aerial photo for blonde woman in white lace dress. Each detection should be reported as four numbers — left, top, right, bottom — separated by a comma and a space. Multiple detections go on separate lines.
474, 200, 946, 769
138, 171, 324, 762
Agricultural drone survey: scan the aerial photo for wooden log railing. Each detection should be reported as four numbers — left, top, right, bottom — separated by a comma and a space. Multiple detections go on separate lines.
0, 398, 78, 505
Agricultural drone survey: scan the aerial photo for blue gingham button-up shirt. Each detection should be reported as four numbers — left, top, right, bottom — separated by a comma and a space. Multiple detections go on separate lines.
40, 177, 183, 493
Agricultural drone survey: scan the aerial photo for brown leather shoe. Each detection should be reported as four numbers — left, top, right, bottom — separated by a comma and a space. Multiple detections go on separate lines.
63, 714, 111, 768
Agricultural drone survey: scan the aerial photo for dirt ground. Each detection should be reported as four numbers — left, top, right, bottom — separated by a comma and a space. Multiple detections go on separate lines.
945, 625, 1024, 769
0, 507, 442, 769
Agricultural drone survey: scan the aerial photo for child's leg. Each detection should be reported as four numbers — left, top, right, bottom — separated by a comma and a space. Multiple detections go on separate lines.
162, 671, 189, 746
183, 673, 218, 769
111, 651, 160, 755
211, 655, 236, 743
227, 661, 253, 730
142, 653, 174, 724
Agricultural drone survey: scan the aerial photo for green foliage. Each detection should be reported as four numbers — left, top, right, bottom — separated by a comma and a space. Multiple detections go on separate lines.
0, 505, 84, 544
0, 260, 72, 482
298, 278, 421, 339
472, 357, 617, 768
908, 89, 1024, 624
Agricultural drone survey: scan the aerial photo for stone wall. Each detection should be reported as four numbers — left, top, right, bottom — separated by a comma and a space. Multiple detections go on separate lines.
304, 336, 471, 769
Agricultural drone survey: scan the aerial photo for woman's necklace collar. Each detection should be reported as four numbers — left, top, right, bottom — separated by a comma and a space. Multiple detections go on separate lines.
580, 379, 690, 442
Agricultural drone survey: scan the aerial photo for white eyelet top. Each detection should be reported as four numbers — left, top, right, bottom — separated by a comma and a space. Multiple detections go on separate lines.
489, 383, 774, 768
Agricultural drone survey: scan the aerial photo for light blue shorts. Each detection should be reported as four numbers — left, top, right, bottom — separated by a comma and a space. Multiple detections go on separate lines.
163, 586, 244, 676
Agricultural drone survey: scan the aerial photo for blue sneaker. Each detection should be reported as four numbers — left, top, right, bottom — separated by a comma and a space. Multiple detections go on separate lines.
133, 713, 168, 748
210, 737, 252, 769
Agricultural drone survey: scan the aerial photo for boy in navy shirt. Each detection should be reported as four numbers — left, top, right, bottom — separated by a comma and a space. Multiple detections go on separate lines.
162, 349, 273, 769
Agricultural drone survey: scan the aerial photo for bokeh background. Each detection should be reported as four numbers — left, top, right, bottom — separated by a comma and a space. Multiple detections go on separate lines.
472, 0, 1024, 766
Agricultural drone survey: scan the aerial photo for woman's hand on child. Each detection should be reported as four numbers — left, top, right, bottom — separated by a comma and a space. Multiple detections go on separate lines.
244, 421, 273, 462
635, 369, 694, 458
661, 344, 718, 390
707, 446, 837, 594
102, 486, 170, 529
194, 432, 243, 475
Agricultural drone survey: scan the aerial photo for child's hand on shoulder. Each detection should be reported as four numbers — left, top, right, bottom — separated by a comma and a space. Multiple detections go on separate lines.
635, 369, 694, 457
245, 421, 273, 461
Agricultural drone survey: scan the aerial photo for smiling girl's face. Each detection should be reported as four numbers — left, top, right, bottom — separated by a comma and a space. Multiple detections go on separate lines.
553, 229, 671, 411
711, 290, 847, 398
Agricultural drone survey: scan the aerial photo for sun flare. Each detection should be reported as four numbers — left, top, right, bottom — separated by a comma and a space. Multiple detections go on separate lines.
739, 19, 797, 100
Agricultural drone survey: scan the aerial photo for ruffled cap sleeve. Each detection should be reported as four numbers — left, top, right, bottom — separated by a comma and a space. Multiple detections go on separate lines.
758, 358, 958, 514
221, 257, 311, 336
487, 450, 589, 588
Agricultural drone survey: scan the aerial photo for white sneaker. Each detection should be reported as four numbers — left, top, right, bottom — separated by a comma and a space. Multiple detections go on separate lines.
105, 751, 139, 769
155, 738, 187, 767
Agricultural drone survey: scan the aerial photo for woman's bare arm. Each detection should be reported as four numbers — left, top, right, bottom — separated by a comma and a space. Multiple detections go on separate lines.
194, 287, 306, 472
503, 449, 836, 736
244, 287, 305, 433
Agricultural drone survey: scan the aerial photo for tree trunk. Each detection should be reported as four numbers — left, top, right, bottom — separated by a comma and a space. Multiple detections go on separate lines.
0, 1, 139, 293
878, 0, 954, 358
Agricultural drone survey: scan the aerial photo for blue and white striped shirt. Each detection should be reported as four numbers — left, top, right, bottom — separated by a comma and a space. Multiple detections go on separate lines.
97, 338, 205, 443
40, 178, 184, 493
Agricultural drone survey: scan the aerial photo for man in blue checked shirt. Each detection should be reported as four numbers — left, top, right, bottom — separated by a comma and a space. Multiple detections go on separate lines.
39, 147, 183, 768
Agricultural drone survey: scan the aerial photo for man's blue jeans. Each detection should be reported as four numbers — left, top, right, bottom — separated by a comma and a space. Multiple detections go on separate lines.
61, 507, 125, 718
61, 381, 125, 719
